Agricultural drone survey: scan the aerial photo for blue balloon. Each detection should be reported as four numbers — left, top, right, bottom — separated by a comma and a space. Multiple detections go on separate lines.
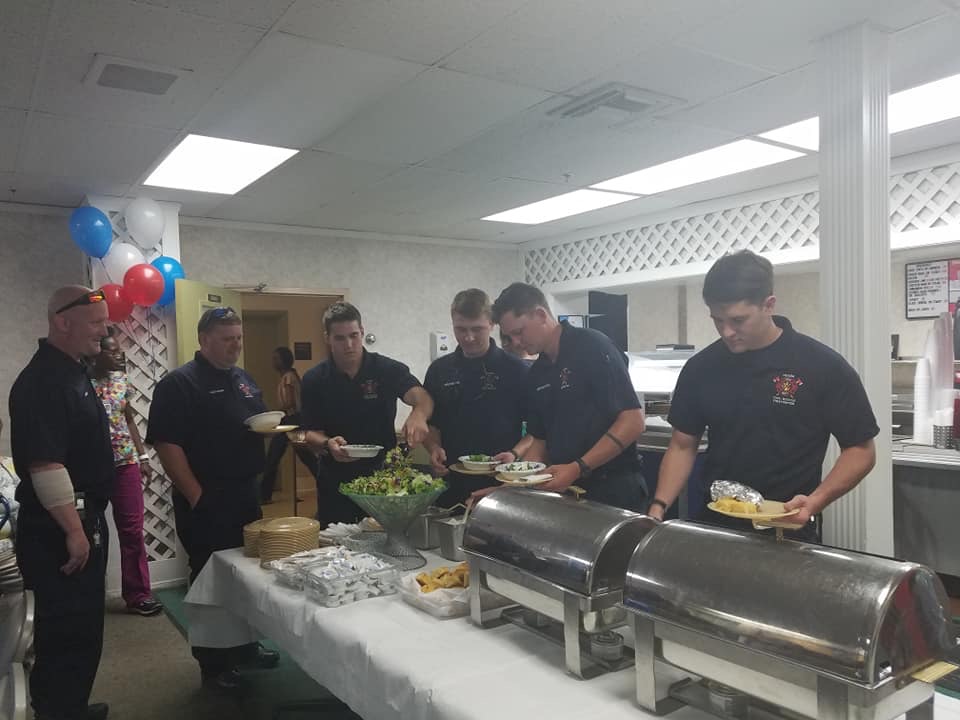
151, 255, 186, 307
68, 206, 113, 258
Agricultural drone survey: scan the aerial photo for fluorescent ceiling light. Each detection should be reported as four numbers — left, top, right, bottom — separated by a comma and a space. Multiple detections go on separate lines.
591, 139, 805, 195
144, 134, 298, 194
482, 188, 638, 225
889, 73, 960, 133
758, 118, 819, 151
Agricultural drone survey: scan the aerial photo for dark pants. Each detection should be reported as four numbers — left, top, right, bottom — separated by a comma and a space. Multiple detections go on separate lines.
314, 469, 363, 528
261, 414, 319, 502
578, 467, 648, 512
16, 509, 108, 720
173, 479, 261, 675
437, 470, 497, 508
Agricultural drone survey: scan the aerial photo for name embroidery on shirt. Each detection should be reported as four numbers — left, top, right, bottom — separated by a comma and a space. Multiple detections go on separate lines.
361, 379, 379, 400
559, 367, 573, 390
208, 388, 225, 395
535, 383, 551, 392
772, 373, 804, 406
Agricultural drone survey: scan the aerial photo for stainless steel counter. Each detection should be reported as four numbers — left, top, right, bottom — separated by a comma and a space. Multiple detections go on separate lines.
892, 443, 960, 469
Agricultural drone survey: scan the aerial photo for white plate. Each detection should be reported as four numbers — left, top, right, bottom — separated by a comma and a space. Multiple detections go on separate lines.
343, 444, 384, 459
496, 472, 552, 486
494, 461, 546, 481
458, 455, 499, 472
244, 411, 285, 431
252, 424, 299, 435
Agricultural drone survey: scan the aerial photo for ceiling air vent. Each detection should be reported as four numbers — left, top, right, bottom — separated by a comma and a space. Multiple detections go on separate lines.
548, 83, 680, 119
83, 54, 191, 96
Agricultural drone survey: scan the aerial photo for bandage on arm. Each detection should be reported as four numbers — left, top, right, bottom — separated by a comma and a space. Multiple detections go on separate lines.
31, 465, 76, 509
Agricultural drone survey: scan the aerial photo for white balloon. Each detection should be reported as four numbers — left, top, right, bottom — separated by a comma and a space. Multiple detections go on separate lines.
124, 197, 165, 249
101, 242, 145, 285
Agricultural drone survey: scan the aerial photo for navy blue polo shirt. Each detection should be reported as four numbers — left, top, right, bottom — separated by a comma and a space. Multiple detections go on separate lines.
668, 316, 879, 505
146, 351, 267, 487
527, 323, 641, 474
301, 350, 421, 481
424, 339, 528, 462
10, 340, 114, 515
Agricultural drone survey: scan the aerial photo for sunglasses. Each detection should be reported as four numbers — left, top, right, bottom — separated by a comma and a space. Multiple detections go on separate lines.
55, 289, 106, 314
198, 306, 239, 332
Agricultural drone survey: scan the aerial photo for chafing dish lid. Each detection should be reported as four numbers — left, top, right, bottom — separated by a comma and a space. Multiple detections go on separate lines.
463, 489, 658, 596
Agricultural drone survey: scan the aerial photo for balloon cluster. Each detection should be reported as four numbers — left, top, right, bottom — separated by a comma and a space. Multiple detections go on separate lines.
68, 198, 186, 323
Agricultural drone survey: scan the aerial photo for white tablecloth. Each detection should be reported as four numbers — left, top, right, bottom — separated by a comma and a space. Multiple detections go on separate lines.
184, 549, 960, 720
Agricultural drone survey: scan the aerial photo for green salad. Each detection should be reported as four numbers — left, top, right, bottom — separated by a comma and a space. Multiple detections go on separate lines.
467, 454, 493, 462
341, 447, 444, 496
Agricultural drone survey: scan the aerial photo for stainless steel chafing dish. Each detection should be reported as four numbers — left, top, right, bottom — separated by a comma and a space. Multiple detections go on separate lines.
462, 489, 658, 678
623, 521, 958, 720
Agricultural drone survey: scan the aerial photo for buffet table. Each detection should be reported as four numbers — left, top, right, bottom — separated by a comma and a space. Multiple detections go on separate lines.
184, 549, 960, 720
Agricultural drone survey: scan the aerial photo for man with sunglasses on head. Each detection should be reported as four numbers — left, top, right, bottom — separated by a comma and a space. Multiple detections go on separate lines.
9, 285, 112, 720
147, 307, 279, 693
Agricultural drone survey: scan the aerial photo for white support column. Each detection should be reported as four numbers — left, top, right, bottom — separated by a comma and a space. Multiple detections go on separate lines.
817, 25, 893, 554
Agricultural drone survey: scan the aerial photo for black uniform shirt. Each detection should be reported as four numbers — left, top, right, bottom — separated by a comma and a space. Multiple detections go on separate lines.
668, 316, 879, 503
301, 350, 420, 480
527, 323, 641, 473
146, 351, 267, 487
10, 340, 113, 514
424, 339, 528, 462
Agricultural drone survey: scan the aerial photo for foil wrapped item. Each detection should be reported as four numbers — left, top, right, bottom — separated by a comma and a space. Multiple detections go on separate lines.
710, 480, 763, 505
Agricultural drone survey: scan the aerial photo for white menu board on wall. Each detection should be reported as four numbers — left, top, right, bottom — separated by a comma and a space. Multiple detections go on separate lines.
905, 259, 960, 319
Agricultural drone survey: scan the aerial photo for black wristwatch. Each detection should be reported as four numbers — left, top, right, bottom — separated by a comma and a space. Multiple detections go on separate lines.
648, 498, 668, 514
574, 457, 591, 479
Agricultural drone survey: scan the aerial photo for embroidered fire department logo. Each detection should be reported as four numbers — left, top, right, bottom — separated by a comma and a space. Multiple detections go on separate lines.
479, 367, 499, 392
237, 382, 256, 399
361, 379, 379, 400
559, 367, 573, 390
772, 373, 804, 406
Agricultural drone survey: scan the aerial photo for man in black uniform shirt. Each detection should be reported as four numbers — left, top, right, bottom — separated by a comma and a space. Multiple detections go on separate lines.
10, 285, 112, 720
647, 251, 879, 542
422, 289, 530, 506
490, 283, 647, 510
299, 302, 433, 526
147, 307, 279, 692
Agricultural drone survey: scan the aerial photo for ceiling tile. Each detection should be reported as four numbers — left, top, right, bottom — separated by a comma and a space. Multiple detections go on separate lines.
0, 171, 130, 207
0, 108, 27, 173
20, 113, 178, 186
570, 42, 773, 110
191, 32, 425, 148
677, 0, 949, 74
279, 0, 527, 66
32, 0, 265, 129
206, 150, 400, 224
666, 67, 817, 137
426, 112, 740, 187
0, 0, 52, 109
130, 0, 297, 29
890, 13, 960, 92
441, 0, 742, 93
127, 185, 229, 217
315, 68, 552, 166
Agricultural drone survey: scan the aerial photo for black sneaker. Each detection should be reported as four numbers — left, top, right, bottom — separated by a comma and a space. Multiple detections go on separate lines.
201, 668, 247, 694
128, 598, 164, 617
237, 643, 280, 670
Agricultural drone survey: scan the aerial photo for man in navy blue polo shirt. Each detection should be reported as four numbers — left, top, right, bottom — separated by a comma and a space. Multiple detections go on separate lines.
423, 289, 530, 506
491, 283, 647, 510
147, 307, 279, 692
299, 302, 433, 526
646, 251, 879, 542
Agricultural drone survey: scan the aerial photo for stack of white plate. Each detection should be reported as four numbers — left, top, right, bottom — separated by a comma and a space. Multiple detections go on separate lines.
242, 519, 269, 558
259, 517, 321, 568
0, 547, 22, 594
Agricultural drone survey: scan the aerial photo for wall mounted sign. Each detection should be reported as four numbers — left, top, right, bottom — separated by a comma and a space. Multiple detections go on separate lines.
905, 259, 960, 319
294, 342, 312, 360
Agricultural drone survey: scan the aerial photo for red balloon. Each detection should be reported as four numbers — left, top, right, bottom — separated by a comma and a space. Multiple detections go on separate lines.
101, 283, 133, 322
123, 263, 165, 306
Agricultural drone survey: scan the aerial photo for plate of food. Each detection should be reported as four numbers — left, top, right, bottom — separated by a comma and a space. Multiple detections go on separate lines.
454, 454, 500, 474
496, 472, 552, 487
342, 444, 384, 459
244, 411, 285, 431
495, 461, 546, 482
707, 497, 799, 521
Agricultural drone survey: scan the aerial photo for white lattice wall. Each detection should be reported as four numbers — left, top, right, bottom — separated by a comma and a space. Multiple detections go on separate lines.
84, 200, 181, 571
526, 162, 960, 287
